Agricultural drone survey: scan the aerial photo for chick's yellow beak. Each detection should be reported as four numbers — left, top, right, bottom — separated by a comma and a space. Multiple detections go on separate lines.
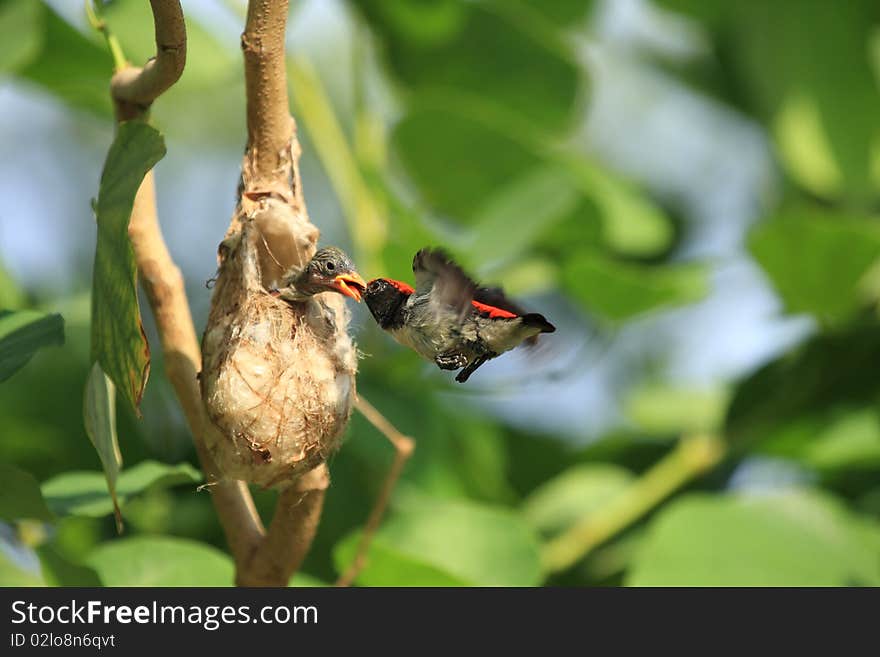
333, 271, 367, 302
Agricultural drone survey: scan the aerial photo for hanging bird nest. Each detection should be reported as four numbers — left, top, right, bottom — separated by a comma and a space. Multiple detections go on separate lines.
199, 196, 357, 489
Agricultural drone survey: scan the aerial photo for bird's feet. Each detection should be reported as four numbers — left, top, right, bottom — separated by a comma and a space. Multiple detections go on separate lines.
454, 352, 495, 383
435, 350, 468, 371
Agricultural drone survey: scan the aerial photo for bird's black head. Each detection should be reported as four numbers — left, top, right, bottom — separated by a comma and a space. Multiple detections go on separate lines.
364, 278, 411, 329
297, 247, 366, 301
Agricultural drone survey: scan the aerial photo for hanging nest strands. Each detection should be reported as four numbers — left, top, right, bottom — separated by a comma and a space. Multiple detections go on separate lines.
200, 183, 357, 490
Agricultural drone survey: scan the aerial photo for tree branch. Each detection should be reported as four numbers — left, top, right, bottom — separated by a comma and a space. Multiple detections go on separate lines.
242, 0, 295, 189
127, 173, 266, 571
227, 0, 325, 585
236, 465, 329, 586
110, 0, 186, 119
112, 0, 331, 586
99, 0, 267, 577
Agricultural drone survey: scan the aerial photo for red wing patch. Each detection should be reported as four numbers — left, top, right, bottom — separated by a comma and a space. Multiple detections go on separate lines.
471, 300, 517, 319
373, 278, 414, 294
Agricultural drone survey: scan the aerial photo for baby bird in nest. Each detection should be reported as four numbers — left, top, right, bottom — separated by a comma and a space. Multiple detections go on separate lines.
271, 246, 366, 303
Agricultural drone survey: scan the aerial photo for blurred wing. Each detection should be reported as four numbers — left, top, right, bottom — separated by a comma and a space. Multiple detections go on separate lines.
473, 286, 527, 316
412, 248, 476, 319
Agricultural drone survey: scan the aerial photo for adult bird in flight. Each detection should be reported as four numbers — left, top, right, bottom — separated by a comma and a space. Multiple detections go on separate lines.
364, 248, 555, 382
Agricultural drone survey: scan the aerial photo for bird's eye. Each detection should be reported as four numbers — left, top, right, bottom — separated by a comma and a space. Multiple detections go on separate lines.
326, 261, 335, 271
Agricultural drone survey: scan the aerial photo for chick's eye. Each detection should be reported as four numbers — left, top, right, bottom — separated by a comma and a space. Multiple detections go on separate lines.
326, 261, 335, 271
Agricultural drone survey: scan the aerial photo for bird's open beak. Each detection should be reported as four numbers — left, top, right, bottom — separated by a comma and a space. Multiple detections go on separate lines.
332, 272, 367, 302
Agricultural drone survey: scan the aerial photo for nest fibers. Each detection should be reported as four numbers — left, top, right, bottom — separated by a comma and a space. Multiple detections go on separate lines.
200, 199, 357, 489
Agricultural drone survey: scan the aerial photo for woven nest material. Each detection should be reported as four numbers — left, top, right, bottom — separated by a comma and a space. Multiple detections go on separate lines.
200, 199, 357, 489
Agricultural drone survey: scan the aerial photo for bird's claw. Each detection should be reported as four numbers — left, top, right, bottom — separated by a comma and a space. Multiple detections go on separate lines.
435, 351, 468, 371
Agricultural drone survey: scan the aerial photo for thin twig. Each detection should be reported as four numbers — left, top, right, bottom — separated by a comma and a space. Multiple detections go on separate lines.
540, 434, 726, 573
336, 396, 415, 587
85, 1, 127, 71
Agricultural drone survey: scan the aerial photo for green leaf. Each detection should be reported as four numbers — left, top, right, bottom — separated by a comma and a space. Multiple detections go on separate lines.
725, 322, 880, 447
0, 309, 64, 382
523, 464, 633, 536
88, 536, 234, 586
83, 362, 122, 532
38, 545, 103, 587
338, 493, 543, 586
103, 0, 234, 91
92, 121, 165, 414
0, 551, 44, 587
659, 0, 880, 201
393, 107, 540, 222
42, 460, 203, 519
748, 208, 880, 327
628, 490, 880, 586
800, 410, 880, 471
749, 409, 880, 474
356, 1, 581, 133
288, 572, 329, 587
624, 384, 730, 435
334, 533, 471, 586
19, 3, 113, 116
467, 164, 581, 268
518, 0, 595, 27
0, 464, 53, 523
563, 249, 708, 321
0, 0, 43, 74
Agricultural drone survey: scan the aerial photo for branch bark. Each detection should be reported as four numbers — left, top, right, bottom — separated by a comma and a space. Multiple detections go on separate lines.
127, 173, 266, 571
236, 465, 329, 586
103, 0, 266, 576
231, 0, 328, 585
110, 0, 187, 120
242, 0, 295, 190
110, 0, 328, 586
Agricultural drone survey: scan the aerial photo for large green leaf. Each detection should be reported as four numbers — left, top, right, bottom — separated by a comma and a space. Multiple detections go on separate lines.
0, 464, 53, 523
757, 408, 880, 474
19, 3, 113, 116
563, 249, 708, 321
628, 490, 880, 586
624, 384, 729, 436
659, 0, 880, 201
725, 322, 880, 448
103, 0, 234, 91
517, 0, 595, 27
42, 460, 203, 519
523, 464, 634, 537
83, 362, 123, 532
0, 309, 64, 382
749, 208, 880, 327
0, 551, 44, 587
38, 545, 103, 587
354, 0, 582, 134
394, 107, 540, 222
467, 164, 580, 268
336, 493, 543, 586
0, 0, 43, 75
334, 534, 471, 586
92, 121, 165, 415
88, 536, 234, 586
560, 157, 674, 258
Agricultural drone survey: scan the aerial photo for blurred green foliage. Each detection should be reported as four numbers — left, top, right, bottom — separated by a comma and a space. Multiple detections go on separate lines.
0, 0, 879, 587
